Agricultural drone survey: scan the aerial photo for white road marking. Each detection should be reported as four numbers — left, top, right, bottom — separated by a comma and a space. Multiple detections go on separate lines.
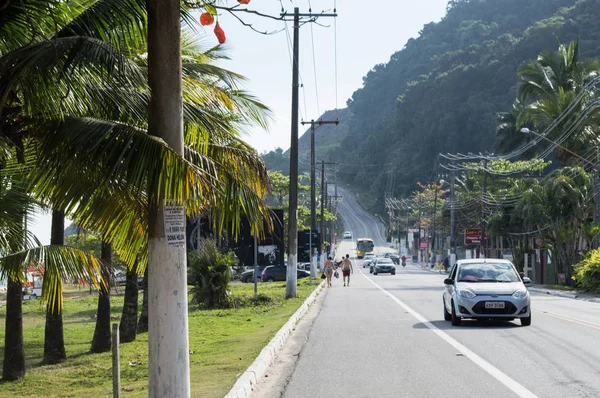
360, 268, 539, 398
533, 309, 600, 331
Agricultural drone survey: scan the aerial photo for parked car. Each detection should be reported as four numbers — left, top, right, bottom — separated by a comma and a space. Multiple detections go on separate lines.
362, 253, 376, 268
261, 266, 311, 282
241, 266, 267, 283
343, 231, 352, 240
442, 259, 531, 327
384, 252, 400, 265
370, 258, 396, 275
114, 270, 144, 288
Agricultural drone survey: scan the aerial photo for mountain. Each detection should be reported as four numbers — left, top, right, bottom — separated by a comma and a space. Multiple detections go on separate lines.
261, 108, 351, 175
290, 0, 600, 212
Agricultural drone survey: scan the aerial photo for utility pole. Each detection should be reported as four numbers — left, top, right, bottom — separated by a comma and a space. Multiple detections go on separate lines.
320, 161, 325, 269
147, 0, 189, 395
450, 164, 456, 267
285, 8, 300, 299
432, 186, 438, 265
301, 119, 339, 279
481, 159, 488, 258
594, 148, 600, 249
284, 7, 337, 299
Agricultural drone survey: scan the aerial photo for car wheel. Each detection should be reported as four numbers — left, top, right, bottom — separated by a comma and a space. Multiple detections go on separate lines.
391, 271, 396, 276
373, 271, 377, 275
451, 300, 461, 326
267, 277, 275, 282
443, 300, 452, 321
520, 314, 531, 326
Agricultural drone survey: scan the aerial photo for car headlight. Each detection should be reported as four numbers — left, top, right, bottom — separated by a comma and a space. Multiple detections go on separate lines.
512, 290, 528, 299
458, 289, 476, 299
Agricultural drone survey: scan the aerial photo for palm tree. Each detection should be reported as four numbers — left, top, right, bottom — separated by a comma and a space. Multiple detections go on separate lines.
43, 209, 66, 365
516, 39, 600, 165
2, 0, 272, 381
119, 257, 139, 343
90, 241, 112, 353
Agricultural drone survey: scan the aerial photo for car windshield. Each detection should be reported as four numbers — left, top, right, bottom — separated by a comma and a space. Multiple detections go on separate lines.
378, 259, 393, 264
358, 243, 374, 251
457, 262, 520, 282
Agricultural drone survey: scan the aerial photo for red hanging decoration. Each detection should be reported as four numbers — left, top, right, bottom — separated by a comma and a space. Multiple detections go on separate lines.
200, 13, 214, 26
238, 0, 251, 4
214, 22, 226, 44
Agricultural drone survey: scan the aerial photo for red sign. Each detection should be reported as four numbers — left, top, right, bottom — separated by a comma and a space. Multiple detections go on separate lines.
465, 229, 482, 245
420, 240, 428, 249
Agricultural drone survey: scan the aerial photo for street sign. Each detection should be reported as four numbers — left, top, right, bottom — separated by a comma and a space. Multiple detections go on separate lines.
465, 228, 482, 245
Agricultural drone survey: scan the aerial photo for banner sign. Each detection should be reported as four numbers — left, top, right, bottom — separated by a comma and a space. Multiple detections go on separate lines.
465, 228, 482, 245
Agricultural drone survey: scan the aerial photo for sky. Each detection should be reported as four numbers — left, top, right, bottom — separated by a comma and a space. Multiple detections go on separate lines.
29, 0, 449, 244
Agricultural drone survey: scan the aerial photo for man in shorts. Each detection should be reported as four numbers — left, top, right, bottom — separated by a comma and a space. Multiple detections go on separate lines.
341, 254, 353, 287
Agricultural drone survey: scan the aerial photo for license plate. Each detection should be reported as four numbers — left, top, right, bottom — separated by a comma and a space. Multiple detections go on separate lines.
485, 302, 505, 309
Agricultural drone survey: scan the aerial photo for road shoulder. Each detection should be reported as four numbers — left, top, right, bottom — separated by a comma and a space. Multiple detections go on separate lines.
250, 285, 328, 398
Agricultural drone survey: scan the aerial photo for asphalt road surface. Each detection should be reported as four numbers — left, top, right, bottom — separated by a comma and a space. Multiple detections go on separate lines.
277, 190, 600, 398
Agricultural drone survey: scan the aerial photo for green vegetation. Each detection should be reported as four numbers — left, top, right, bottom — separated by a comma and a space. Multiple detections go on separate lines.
189, 240, 237, 309
0, 280, 320, 397
300, 0, 600, 203
573, 249, 600, 292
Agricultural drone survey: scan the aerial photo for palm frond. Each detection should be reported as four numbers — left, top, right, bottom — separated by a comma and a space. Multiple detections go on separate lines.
0, 244, 105, 312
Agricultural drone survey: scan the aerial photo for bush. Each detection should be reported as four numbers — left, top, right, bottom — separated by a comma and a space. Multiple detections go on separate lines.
572, 249, 600, 293
189, 239, 238, 309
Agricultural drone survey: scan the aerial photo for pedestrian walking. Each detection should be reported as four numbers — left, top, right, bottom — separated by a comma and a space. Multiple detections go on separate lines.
324, 256, 335, 287
341, 254, 353, 287
443, 256, 449, 273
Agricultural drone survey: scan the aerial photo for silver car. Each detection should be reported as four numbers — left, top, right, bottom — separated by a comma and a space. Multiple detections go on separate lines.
443, 259, 531, 326
362, 253, 376, 268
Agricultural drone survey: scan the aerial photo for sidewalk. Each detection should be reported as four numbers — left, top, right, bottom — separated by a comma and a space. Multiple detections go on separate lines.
528, 285, 600, 303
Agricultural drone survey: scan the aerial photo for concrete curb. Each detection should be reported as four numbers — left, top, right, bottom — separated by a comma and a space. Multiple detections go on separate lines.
528, 287, 578, 299
528, 287, 600, 303
224, 281, 326, 398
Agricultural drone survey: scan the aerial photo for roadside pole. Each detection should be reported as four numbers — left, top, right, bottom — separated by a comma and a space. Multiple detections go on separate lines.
147, 1, 189, 395
286, 8, 300, 299
481, 159, 488, 258
254, 227, 258, 298
450, 164, 456, 266
284, 8, 337, 299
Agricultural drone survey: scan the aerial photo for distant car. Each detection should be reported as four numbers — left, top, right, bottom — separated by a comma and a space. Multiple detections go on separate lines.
241, 266, 267, 283
343, 231, 352, 240
384, 252, 400, 265
114, 270, 144, 288
443, 259, 531, 327
261, 266, 311, 282
362, 253, 376, 268
371, 258, 396, 275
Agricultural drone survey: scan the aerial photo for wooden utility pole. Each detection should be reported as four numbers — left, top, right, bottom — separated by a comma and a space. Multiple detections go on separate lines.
284, 8, 337, 299
147, 0, 189, 396
301, 119, 338, 278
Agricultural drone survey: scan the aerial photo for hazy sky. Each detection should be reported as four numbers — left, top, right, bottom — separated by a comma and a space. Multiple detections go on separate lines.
30, 0, 449, 244
210, 0, 450, 153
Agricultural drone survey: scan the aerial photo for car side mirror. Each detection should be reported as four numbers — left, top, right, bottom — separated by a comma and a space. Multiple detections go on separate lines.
522, 277, 531, 284
444, 278, 454, 285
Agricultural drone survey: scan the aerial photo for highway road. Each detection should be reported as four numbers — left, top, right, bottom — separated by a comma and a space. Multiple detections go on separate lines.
272, 189, 600, 398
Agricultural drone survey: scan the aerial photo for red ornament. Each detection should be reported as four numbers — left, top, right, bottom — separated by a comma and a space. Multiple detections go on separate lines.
214, 22, 226, 44
200, 13, 214, 26
238, 0, 250, 4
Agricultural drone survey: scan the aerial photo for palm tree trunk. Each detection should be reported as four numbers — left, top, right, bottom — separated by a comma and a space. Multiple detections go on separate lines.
43, 209, 66, 364
2, 276, 25, 380
137, 266, 148, 334
90, 241, 112, 353
119, 258, 139, 343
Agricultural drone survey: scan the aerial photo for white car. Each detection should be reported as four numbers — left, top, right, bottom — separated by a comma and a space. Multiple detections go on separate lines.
343, 231, 352, 240
362, 253, 376, 268
443, 259, 531, 327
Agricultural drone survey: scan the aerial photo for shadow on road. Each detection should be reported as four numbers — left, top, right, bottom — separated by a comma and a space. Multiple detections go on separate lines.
413, 319, 521, 330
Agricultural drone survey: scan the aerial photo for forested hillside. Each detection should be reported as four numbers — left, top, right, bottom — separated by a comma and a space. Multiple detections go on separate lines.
287, 0, 600, 208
